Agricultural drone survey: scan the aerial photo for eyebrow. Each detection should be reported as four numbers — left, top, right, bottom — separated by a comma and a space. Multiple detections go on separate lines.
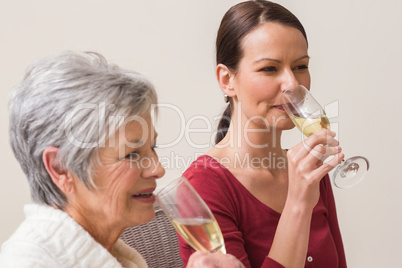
255, 55, 310, 64
123, 139, 144, 150
125, 131, 158, 146
126, 139, 142, 144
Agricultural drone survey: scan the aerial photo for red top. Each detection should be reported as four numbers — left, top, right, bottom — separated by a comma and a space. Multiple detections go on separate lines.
179, 155, 347, 268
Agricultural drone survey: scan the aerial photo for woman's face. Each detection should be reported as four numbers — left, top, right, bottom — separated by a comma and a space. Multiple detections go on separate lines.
231, 22, 310, 130
72, 112, 165, 229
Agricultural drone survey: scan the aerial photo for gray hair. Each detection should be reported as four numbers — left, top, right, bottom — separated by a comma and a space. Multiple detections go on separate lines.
9, 51, 158, 208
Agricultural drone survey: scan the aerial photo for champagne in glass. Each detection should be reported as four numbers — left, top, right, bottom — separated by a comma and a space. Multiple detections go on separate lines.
291, 115, 331, 137
171, 218, 224, 253
282, 85, 369, 189
156, 177, 226, 253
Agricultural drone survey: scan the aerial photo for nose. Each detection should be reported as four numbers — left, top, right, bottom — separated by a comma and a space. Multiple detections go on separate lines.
142, 154, 165, 180
280, 68, 299, 93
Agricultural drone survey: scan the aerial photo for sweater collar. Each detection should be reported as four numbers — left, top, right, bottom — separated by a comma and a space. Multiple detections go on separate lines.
24, 204, 147, 268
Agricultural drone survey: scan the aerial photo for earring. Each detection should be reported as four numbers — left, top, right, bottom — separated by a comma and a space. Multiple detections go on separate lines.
224, 94, 230, 103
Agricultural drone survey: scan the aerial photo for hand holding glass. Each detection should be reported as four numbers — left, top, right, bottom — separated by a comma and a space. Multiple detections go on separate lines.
282, 85, 369, 188
156, 177, 226, 253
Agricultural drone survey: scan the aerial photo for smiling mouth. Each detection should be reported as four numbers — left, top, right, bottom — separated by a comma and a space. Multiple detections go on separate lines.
132, 192, 153, 198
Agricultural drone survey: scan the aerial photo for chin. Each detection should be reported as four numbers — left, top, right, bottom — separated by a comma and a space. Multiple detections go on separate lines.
138, 208, 156, 225
144, 209, 156, 222
272, 118, 295, 130
283, 123, 296, 130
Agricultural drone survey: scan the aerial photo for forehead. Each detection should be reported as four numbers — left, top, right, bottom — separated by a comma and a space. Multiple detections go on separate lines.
240, 22, 308, 60
120, 113, 155, 144
96, 113, 155, 160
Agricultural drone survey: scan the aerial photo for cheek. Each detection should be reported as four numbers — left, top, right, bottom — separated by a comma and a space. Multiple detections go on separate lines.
297, 72, 311, 88
238, 77, 277, 103
100, 162, 140, 191
114, 163, 140, 188
249, 74, 278, 99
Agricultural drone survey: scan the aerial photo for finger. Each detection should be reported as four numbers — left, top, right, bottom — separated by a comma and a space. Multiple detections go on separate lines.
302, 130, 339, 153
226, 254, 246, 268
299, 145, 341, 173
187, 253, 245, 268
309, 145, 341, 163
187, 251, 207, 268
311, 152, 345, 179
291, 130, 338, 161
316, 159, 324, 168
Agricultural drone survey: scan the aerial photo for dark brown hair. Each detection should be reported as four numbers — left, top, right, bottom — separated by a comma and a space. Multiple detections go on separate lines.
215, 0, 308, 144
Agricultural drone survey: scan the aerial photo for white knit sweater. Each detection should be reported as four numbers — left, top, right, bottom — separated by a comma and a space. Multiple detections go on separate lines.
0, 204, 148, 268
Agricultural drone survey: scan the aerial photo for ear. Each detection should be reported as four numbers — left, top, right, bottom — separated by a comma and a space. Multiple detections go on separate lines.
42, 147, 75, 194
216, 64, 236, 98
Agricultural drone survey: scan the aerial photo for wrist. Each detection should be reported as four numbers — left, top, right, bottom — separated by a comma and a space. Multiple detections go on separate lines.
282, 198, 314, 218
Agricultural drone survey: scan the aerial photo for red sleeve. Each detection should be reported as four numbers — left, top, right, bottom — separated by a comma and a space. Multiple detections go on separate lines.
261, 257, 285, 268
179, 161, 284, 268
323, 175, 347, 267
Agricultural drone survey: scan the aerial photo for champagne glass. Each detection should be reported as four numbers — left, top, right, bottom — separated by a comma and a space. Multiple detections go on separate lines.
282, 85, 369, 189
156, 177, 226, 253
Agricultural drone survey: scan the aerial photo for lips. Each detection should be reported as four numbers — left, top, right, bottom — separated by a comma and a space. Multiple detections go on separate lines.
132, 188, 156, 198
132, 192, 153, 198
273, 105, 285, 111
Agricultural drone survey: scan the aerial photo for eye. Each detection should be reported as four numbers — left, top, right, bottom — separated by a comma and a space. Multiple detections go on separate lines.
120, 152, 140, 162
260, 66, 277, 72
294, 65, 308, 70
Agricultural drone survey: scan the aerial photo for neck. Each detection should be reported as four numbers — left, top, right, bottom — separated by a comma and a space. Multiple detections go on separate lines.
214, 112, 287, 171
63, 204, 124, 253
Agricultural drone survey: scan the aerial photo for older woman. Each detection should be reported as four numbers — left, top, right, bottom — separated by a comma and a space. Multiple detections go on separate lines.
0, 51, 244, 268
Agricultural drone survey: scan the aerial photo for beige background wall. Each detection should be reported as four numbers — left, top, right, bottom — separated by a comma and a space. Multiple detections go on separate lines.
1, 0, 401, 266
